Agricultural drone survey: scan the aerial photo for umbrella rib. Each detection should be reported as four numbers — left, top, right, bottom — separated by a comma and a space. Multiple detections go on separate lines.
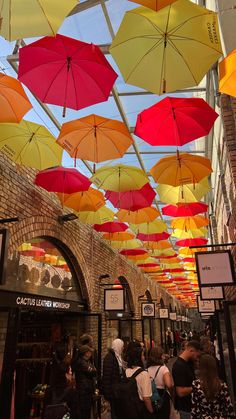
129, 9, 165, 36
169, 33, 222, 54
168, 12, 215, 37
0, 91, 22, 121
97, 128, 128, 158
37, 0, 55, 35
42, 62, 67, 102
71, 61, 109, 100
167, 39, 198, 85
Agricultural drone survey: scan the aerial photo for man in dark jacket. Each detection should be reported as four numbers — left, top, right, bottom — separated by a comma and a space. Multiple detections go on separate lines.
102, 339, 124, 419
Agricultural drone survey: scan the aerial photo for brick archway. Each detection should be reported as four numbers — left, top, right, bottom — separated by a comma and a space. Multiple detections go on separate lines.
7, 215, 91, 306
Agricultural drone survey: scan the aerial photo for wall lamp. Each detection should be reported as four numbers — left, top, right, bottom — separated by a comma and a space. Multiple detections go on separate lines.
0, 217, 19, 224
58, 213, 78, 224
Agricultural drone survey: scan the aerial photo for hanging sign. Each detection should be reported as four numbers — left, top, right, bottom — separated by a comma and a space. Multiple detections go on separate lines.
141, 302, 155, 317
195, 250, 235, 287
200, 286, 224, 300
0, 229, 9, 285
169, 312, 177, 321
197, 295, 215, 313
104, 288, 125, 311
159, 308, 169, 319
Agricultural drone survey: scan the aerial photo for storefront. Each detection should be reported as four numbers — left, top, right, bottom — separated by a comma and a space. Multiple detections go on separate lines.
0, 237, 101, 419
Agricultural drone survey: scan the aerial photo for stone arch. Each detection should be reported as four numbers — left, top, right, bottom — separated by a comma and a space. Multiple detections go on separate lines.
7, 215, 91, 306
118, 275, 135, 315
160, 297, 165, 308
145, 289, 152, 302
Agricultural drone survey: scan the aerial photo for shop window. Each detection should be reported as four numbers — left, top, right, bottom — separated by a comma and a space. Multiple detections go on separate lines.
1, 238, 82, 301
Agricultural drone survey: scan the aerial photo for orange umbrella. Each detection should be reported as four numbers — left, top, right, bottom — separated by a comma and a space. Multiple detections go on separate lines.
57, 188, 105, 212
116, 206, 159, 224
128, 0, 177, 11
145, 240, 172, 251
57, 114, 133, 164
126, 253, 150, 261
171, 215, 209, 230
102, 232, 134, 241
150, 152, 212, 186
219, 49, 236, 97
0, 72, 32, 123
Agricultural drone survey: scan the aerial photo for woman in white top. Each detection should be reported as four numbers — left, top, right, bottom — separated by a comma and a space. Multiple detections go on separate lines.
125, 341, 154, 419
147, 346, 174, 419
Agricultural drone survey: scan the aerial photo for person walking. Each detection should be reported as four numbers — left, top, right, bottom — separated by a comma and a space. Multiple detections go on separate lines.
147, 346, 174, 419
74, 345, 97, 419
101, 338, 124, 419
172, 340, 201, 419
191, 354, 235, 418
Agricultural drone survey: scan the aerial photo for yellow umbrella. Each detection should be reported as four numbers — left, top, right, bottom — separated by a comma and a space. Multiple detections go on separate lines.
0, 120, 62, 170
130, 219, 167, 234
90, 164, 149, 192
116, 206, 159, 224
77, 207, 114, 225
159, 257, 180, 264
171, 215, 209, 230
134, 257, 157, 265
126, 253, 150, 261
102, 232, 135, 241
172, 228, 207, 239
110, 239, 142, 249
219, 49, 236, 97
150, 152, 212, 186
156, 177, 210, 204
150, 248, 176, 257
110, 0, 222, 95
57, 188, 105, 212
178, 247, 207, 257
0, 0, 78, 41
128, 0, 177, 11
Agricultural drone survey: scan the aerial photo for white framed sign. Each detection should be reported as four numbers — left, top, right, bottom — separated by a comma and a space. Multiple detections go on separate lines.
181, 316, 186, 322
104, 289, 125, 311
169, 312, 177, 321
200, 286, 224, 301
195, 250, 235, 287
197, 295, 215, 313
159, 308, 169, 319
177, 315, 182, 321
200, 312, 214, 317
142, 302, 155, 318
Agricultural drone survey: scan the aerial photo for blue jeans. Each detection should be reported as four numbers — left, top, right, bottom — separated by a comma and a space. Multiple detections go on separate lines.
179, 411, 191, 419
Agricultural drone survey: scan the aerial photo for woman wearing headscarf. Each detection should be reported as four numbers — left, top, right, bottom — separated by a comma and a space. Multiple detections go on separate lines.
102, 338, 124, 419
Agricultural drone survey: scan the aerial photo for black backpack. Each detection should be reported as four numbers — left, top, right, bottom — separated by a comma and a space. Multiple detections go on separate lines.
113, 368, 145, 419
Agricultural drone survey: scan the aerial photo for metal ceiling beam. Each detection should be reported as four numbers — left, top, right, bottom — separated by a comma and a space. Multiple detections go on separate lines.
125, 150, 206, 155
68, 0, 108, 16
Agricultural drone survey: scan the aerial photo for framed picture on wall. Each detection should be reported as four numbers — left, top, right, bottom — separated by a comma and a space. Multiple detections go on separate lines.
104, 288, 125, 311
0, 229, 9, 285
197, 295, 215, 313
169, 312, 177, 321
159, 308, 169, 319
200, 286, 224, 300
195, 250, 235, 287
141, 302, 155, 317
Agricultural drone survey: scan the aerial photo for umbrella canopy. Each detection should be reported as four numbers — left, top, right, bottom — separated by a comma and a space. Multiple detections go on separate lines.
110, 0, 222, 95
120, 249, 148, 256
35, 167, 91, 194
18, 34, 117, 115
116, 206, 159, 224
150, 152, 212, 186
19, 245, 45, 257
219, 49, 236, 97
176, 238, 208, 247
135, 97, 218, 147
102, 232, 134, 241
130, 219, 167, 234
145, 240, 172, 250
109, 238, 142, 249
0, 120, 62, 170
105, 183, 155, 210
93, 221, 128, 233
0, 0, 77, 41
154, 253, 178, 259
171, 216, 209, 230
178, 247, 207, 257
57, 114, 133, 163
91, 164, 149, 192
77, 207, 114, 225
126, 253, 150, 262
57, 188, 105, 212
137, 232, 170, 241
0, 73, 32, 123
172, 228, 207, 239
128, 0, 177, 11
156, 178, 210, 204
162, 202, 208, 217
138, 263, 159, 268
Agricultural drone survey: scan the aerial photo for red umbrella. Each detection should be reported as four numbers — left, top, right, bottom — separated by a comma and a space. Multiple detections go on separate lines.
163, 268, 185, 273
134, 97, 218, 146
105, 183, 156, 210
154, 254, 178, 259
182, 257, 196, 263
137, 232, 170, 241
34, 167, 91, 194
93, 221, 128, 233
18, 34, 117, 116
19, 246, 45, 257
176, 238, 208, 247
162, 202, 208, 217
120, 249, 148, 256
138, 263, 159, 268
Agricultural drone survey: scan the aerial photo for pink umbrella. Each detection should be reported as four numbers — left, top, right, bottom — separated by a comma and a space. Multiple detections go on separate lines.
34, 166, 91, 193
120, 249, 148, 256
137, 232, 170, 241
93, 221, 128, 233
18, 34, 118, 116
105, 183, 156, 210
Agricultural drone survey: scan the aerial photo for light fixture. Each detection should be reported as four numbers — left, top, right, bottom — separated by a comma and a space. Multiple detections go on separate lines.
58, 213, 78, 224
0, 217, 19, 224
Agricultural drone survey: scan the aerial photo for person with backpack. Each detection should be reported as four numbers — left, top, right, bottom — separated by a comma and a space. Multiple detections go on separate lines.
116, 340, 154, 419
101, 338, 125, 419
147, 346, 174, 418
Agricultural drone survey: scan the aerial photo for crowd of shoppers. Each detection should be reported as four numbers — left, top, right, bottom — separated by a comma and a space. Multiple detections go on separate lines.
43, 332, 235, 419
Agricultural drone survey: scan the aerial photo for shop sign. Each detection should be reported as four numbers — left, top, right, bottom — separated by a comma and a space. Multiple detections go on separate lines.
0, 229, 9, 285
169, 312, 177, 321
104, 288, 125, 311
15, 296, 70, 310
195, 250, 235, 287
197, 295, 215, 313
181, 316, 186, 322
177, 315, 182, 321
159, 308, 169, 319
200, 286, 224, 300
141, 302, 155, 317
